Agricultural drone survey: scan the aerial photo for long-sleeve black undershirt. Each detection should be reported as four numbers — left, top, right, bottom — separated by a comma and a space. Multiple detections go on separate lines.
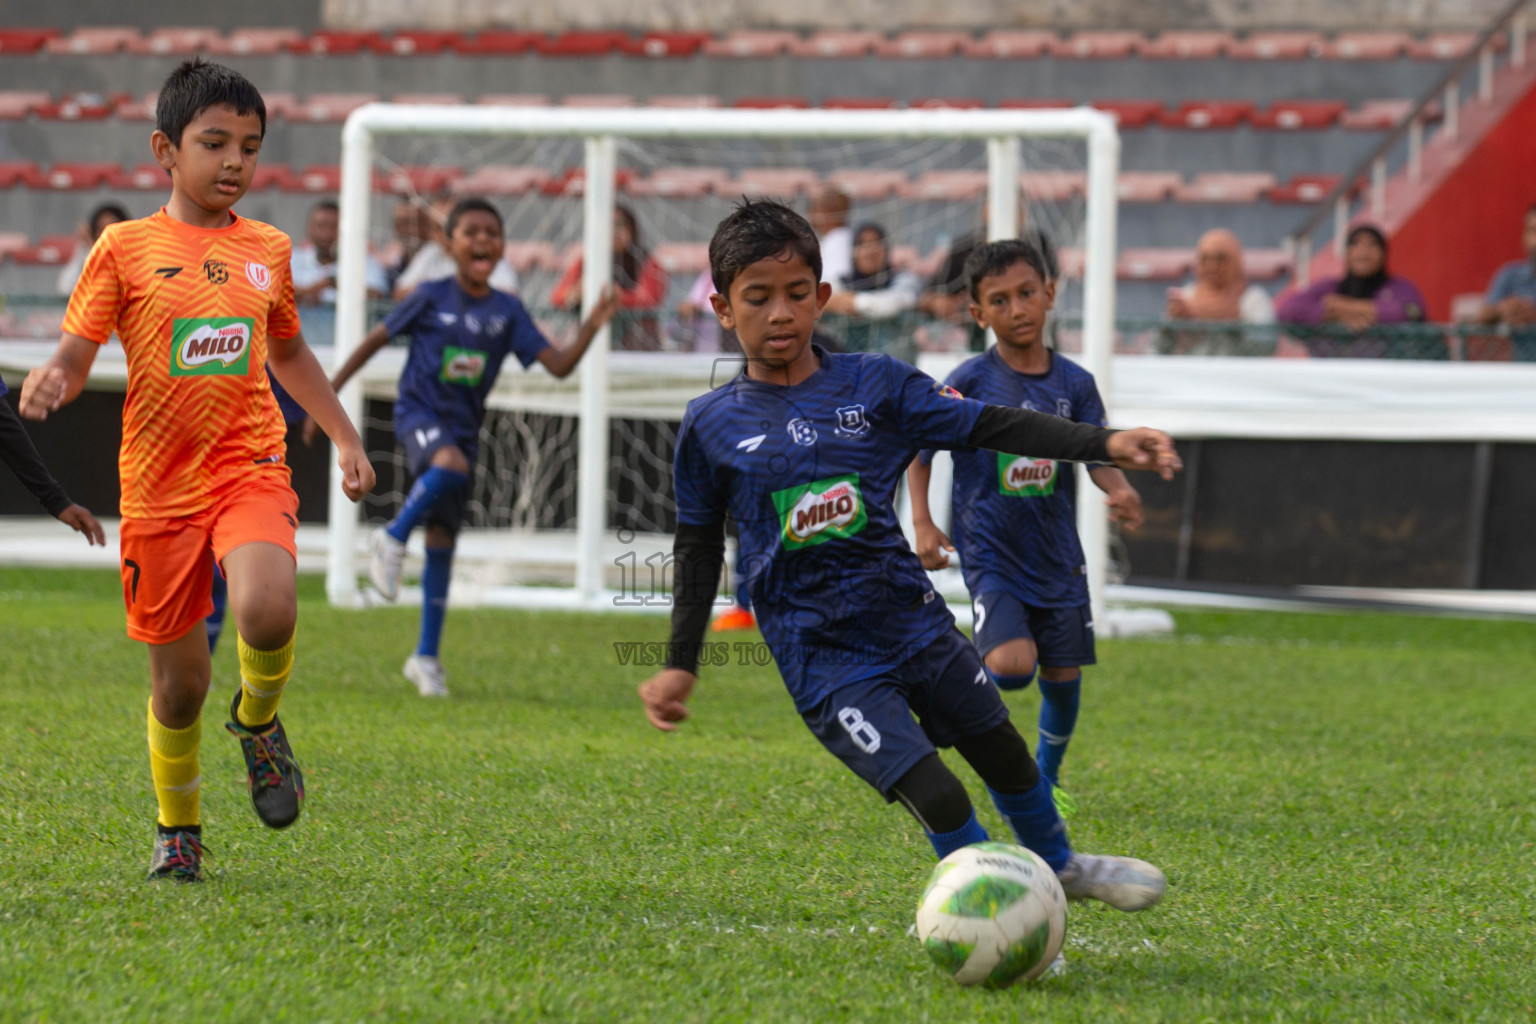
0, 400, 72, 517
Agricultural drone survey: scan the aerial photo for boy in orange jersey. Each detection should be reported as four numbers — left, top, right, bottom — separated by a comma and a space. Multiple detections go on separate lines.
19, 59, 376, 882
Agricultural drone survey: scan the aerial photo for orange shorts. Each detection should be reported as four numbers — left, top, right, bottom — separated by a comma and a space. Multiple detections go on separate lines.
119, 472, 299, 644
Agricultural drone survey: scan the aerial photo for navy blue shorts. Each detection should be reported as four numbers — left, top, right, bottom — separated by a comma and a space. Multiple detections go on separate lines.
398, 419, 475, 535
971, 593, 1096, 668
800, 628, 1011, 800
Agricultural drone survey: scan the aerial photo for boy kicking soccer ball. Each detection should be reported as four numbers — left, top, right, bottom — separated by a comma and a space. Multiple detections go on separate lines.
909, 238, 1145, 815
20, 59, 376, 881
638, 200, 1176, 913
320, 197, 618, 697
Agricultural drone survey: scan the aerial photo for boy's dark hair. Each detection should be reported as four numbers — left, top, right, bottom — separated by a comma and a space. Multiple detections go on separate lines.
445, 197, 504, 237
708, 198, 822, 294
964, 237, 1054, 302
155, 57, 267, 146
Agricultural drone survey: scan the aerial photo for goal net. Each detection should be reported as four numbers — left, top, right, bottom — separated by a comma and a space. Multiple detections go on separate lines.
328, 106, 1120, 620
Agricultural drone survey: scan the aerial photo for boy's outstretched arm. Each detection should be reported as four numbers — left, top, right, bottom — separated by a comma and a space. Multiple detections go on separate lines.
967, 405, 1181, 481
538, 287, 620, 379
1087, 465, 1145, 531
267, 330, 376, 502
18, 334, 99, 421
0, 395, 105, 545
638, 518, 725, 731
906, 457, 955, 569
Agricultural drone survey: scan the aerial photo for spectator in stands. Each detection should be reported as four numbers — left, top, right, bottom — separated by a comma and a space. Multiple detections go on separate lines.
395, 195, 519, 299
1476, 202, 1536, 328
823, 223, 923, 361
56, 202, 129, 296
1160, 228, 1275, 355
1278, 224, 1426, 356
809, 186, 853, 290
379, 198, 434, 294
291, 200, 387, 306
552, 204, 668, 350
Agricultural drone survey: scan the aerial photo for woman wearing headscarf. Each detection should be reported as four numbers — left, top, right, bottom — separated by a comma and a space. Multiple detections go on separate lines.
552, 204, 668, 349
1278, 224, 1428, 356
1161, 228, 1276, 355
821, 223, 924, 361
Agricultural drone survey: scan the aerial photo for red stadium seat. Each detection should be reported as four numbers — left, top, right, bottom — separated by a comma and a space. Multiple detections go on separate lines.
46, 28, 140, 55
538, 32, 631, 56
702, 31, 799, 57
826, 169, 909, 199
451, 165, 551, 196
376, 165, 463, 194
0, 91, 49, 119
297, 94, 378, 122
1116, 171, 1181, 203
1054, 32, 1145, 58
912, 97, 985, 109
730, 168, 820, 197
249, 165, 299, 191
1250, 100, 1347, 130
628, 32, 712, 57
1317, 32, 1411, 60
259, 92, 301, 120
1140, 32, 1231, 59
964, 30, 1059, 58
0, 232, 30, 258
876, 31, 973, 58
646, 94, 722, 108
1267, 174, 1343, 203
900, 170, 988, 201
1117, 248, 1194, 280
128, 28, 221, 55
207, 28, 303, 55
821, 97, 897, 109
0, 162, 40, 188
1091, 100, 1164, 129
391, 94, 465, 106
1227, 32, 1322, 59
1243, 249, 1296, 279
13, 235, 78, 265
453, 31, 543, 55
502, 241, 559, 273
477, 94, 551, 107
1408, 33, 1484, 60
733, 96, 811, 109
625, 167, 729, 197
35, 93, 119, 120
1160, 101, 1255, 129
37, 162, 119, 189
292, 31, 384, 55
0, 29, 60, 54
1020, 171, 1085, 201
110, 163, 169, 190
379, 31, 463, 56
1340, 99, 1413, 130
997, 98, 1074, 109
790, 31, 885, 57
1174, 172, 1277, 203
114, 92, 158, 121
653, 242, 711, 274
295, 166, 342, 193
560, 94, 636, 107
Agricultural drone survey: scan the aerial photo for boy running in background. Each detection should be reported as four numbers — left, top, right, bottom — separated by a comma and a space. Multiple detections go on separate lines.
638, 201, 1176, 914
20, 59, 375, 881
0, 370, 105, 546
909, 239, 1145, 813
321, 198, 618, 698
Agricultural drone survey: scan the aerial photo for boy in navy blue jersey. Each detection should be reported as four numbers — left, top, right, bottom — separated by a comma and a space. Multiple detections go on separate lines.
909, 238, 1144, 813
324, 197, 618, 696
639, 200, 1178, 915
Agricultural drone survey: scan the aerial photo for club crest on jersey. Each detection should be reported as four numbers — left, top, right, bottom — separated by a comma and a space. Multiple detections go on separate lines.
997, 453, 1058, 497
773, 473, 868, 550
203, 259, 229, 285
170, 317, 254, 377
786, 418, 817, 446
834, 404, 869, 438
245, 262, 270, 290
440, 346, 488, 385
935, 383, 964, 399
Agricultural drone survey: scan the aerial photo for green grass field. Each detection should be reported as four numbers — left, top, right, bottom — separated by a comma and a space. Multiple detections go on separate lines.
1, 568, 1532, 1023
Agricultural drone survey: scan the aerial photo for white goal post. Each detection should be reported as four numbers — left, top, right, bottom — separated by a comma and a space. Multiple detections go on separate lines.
329, 105, 1121, 620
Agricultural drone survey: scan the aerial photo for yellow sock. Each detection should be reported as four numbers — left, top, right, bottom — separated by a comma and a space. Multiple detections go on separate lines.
236, 634, 294, 729
148, 698, 200, 828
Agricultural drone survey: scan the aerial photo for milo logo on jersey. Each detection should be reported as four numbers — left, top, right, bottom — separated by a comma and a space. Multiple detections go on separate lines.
773, 473, 868, 551
997, 453, 1058, 497
170, 317, 254, 377
440, 346, 488, 386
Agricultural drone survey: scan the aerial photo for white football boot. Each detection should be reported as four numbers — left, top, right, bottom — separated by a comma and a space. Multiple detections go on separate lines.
369, 528, 407, 601
403, 654, 450, 698
1056, 853, 1166, 911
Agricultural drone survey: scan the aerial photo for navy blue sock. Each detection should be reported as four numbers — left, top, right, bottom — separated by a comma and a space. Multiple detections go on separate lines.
386, 467, 468, 544
1037, 673, 1082, 784
206, 563, 228, 655
417, 546, 453, 657
988, 781, 1072, 871
925, 809, 991, 860
985, 666, 1037, 692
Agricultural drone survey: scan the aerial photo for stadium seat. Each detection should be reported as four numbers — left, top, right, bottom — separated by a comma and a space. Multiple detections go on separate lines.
0, 91, 50, 119
114, 92, 158, 121
292, 165, 340, 193
391, 94, 465, 106
1020, 171, 1086, 202
733, 96, 811, 109
1227, 32, 1323, 59
912, 97, 986, 109
35, 93, 119, 120
1340, 99, 1413, 130
1267, 174, 1344, 203
730, 168, 820, 196
1091, 100, 1165, 129
826, 169, 910, 199
701, 31, 799, 57
1115, 171, 1182, 203
207, 28, 303, 55
297, 94, 379, 122
37, 162, 119, 189
0, 29, 60, 54
379, 31, 463, 55
1054, 32, 1145, 58
1057, 247, 1087, 279
997, 98, 1075, 109
629, 32, 712, 57
1117, 248, 1193, 280
876, 31, 973, 58
477, 94, 551, 107
821, 97, 898, 109
451, 165, 552, 196
46, 28, 140, 54
1174, 172, 1278, 203
560, 94, 636, 107
0, 232, 30, 259
1160, 101, 1255, 129
0, 162, 40, 188
376, 166, 463, 194
249, 165, 299, 191
1140, 31, 1231, 59
901, 170, 988, 201
110, 163, 168, 189
453, 31, 543, 55
128, 28, 222, 55
790, 31, 886, 57
503, 241, 560, 273
13, 235, 77, 265
652, 242, 711, 274
1317, 32, 1411, 59
1242, 248, 1296, 279
258, 92, 301, 120
646, 95, 722, 108
539, 32, 631, 56
964, 30, 1059, 58
293, 31, 384, 55
625, 167, 728, 197
1408, 33, 1483, 60
1250, 100, 1348, 130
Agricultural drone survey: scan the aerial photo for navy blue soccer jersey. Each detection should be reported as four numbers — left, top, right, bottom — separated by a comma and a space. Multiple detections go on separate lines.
920, 349, 1107, 607
383, 278, 550, 449
672, 348, 987, 711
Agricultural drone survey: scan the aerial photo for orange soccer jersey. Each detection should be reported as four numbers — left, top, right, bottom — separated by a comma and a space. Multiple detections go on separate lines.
63, 209, 302, 519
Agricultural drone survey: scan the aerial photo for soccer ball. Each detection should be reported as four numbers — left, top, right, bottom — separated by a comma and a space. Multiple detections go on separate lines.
915, 841, 1067, 987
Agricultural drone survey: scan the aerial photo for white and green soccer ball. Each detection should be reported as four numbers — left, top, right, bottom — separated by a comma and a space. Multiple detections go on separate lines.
915, 841, 1067, 987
